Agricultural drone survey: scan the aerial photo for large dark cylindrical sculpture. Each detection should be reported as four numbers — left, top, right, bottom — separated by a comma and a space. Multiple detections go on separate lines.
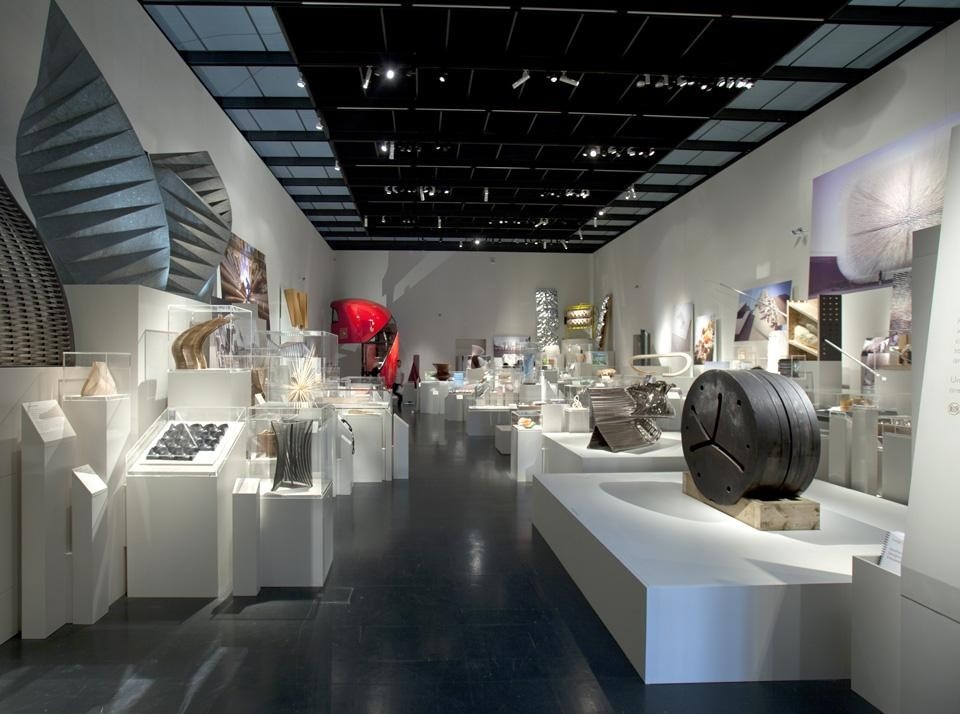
680, 369, 820, 505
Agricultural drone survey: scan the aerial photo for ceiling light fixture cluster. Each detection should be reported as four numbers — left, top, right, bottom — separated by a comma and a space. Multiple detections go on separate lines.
582, 146, 655, 159
636, 73, 754, 90
539, 189, 591, 199
379, 142, 452, 157
383, 185, 452, 198
513, 69, 580, 90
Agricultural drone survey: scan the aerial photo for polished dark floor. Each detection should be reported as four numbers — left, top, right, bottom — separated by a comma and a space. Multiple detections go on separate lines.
0, 413, 876, 713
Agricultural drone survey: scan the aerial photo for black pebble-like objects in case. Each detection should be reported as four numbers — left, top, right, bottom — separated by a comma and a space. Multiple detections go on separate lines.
680, 369, 820, 505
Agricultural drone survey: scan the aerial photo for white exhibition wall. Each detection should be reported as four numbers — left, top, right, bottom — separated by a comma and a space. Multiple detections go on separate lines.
0, 0, 335, 329
592, 20, 960, 373
331, 251, 590, 371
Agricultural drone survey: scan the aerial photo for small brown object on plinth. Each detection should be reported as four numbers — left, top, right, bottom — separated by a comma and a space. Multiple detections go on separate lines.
682, 472, 820, 531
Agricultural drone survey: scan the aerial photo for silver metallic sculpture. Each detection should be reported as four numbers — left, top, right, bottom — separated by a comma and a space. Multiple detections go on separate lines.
16, 2, 233, 301
535, 288, 560, 351
16, 2, 170, 289
596, 294, 612, 350
271, 418, 315, 490
587, 379, 675, 452
0, 174, 74, 366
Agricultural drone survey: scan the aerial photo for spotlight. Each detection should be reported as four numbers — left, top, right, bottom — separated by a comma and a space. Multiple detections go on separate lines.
512, 69, 530, 89
598, 209, 606, 216
388, 141, 395, 160
385, 67, 396, 80
588, 147, 599, 158
384, 186, 391, 195
636, 73, 651, 88
672, 76, 683, 88
627, 147, 637, 157
483, 187, 489, 202
580, 189, 590, 199
438, 217, 442, 229
296, 74, 306, 89
334, 160, 340, 172
647, 148, 655, 157
459, 240, 463, 248
418, 186, 425, 201
745, 80, 755, 89
381, 215, 386, 224
547, 73, 559, 83
363, 216, 368, 228
593, 216, 598, 228
561, 240, 568, 250
362, 66, 372, 90
438, 72, 447, 83
700, 83, 708, 90
542, 239, 547, 250
577, 228, 583, 240
474, 238, 481, 245
315, 119, 323, 131
443, 188, 450, 195
379, 142, 388, 152
558, 72, 579, 87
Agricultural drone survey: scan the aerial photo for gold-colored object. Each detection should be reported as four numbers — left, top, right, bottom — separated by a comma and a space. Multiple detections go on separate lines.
596, 367, 617, 378
565, 303, 595, 338
171, 316, 229, 369
284, 288, 308, 330
286, 346, 321, 403
257, 428, 277, 457
80, 361, 117, 396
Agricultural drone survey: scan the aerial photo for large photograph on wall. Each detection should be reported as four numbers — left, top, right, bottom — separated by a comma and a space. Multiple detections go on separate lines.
493, 335, 529, 367
734, 281, 791, 342
809, 118, 957, 301
221, 235, 270, 326
693, 315, 716, 365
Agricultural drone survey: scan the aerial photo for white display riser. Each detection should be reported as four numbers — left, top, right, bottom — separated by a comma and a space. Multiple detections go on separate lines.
851, 556, 901, 714
62, 396, 131, 606
541, 432, 687, 474
65, 285, 203, 436
126, 426, 246, 598
880, 432, 911, 505
900, 596, 960, 714
562, 406, 590, 433
466, 406, 513, 437
71, 466, 109, 625
850, 407, 879, 495
444, 393, 473, 422
418, 381, 450, 414
495, 425, 512, 455
336, 434, 354, 496
393, 415, 409, 480
533, 472, 908, 684
232, 478, 260, 597
337, 408, 392, 483
260, 480, 334, 588
20, 401, 77, 639
829, 411, 852, 488
510, 426, 542, 483
167, 369, 252, 410
541, 403, 563, 433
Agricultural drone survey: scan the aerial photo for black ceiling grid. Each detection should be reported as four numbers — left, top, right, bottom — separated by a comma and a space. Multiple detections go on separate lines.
142, 1, 960, 253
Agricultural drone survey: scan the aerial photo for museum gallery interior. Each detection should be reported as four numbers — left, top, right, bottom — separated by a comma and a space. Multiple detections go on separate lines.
0, 0, 959, 712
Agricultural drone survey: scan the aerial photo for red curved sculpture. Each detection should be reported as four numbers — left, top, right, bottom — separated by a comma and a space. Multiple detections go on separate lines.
330, 298, 399, 388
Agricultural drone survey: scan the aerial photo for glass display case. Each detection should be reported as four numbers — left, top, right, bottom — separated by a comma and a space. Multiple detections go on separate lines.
127, 406, 247, 473
277, 330, 339, 378
60, 352, 132, 401
520, 343, 540, 385
512, 408, 541, 428
246, 403, 337, 493
263, 342, 338, 405
168, 304, 254, 370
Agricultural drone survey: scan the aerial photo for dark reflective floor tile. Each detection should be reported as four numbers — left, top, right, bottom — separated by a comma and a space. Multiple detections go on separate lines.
473, 679, 564, 714
552, 677, 617, 714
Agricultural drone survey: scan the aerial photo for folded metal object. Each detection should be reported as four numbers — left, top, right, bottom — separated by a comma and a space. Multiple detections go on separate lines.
588, 418, 662, 452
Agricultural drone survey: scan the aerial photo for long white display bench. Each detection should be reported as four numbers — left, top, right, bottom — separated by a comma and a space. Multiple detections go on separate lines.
533, 471, 907, 684
541, 432, 687, 473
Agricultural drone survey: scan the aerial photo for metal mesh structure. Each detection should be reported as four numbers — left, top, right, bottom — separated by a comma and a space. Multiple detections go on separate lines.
535, 288, 559, 351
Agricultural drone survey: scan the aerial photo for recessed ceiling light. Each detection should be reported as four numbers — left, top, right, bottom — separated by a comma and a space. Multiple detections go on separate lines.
296, 74, 306, 89
548, 74, 559, 83
588, 147, 598, 158
438, 72, 447, 83
385, 67, 396, 80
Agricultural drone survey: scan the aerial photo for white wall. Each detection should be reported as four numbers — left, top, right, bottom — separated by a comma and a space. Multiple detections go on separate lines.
331, 251, 591, 371
593, 20, 960, 368
0, 0, 335, 328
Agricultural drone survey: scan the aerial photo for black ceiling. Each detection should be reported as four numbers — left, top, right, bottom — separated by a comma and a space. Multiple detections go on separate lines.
142, 0, 960, 252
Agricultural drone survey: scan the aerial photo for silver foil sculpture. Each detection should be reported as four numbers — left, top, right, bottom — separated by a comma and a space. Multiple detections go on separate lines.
587, 379, 675, 452
535, 288, 560, 351
596, 294, 612, 350
0, 174, 74, 366
271, 418, 315, 490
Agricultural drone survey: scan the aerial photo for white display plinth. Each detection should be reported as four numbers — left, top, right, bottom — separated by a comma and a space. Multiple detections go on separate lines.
336, 432, 354, 496
541, 403, 563, 433
167, 369, 251, 409
466, 405, 514, 437
850, 406, 879, 495
338, 408, 391, 483
20, 401, 76, 639
61, 395, 131, 606
444, 392, 472, 422
541, 432, 686, 474
829, 411, 851, 488
71, 466, 109, 625
533, 472, 907, 684
519, 384, 539, 404
510, 426, 542, 483
495, 425, 512, 455
232, 477, 261, 597
393, 415, 409, 480
418, 381, 450, 414
259, 480, 334, 587
851, 556, 901, 714
562, 406, 590, 433
881, 432, 911, 505
126, 425, 246, 598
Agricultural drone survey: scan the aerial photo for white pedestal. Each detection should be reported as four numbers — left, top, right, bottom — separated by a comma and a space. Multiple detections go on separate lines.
126, 425, 246, 598
541, 403, 563, 433
232, 478, 261, 597
562, 406, 590, 433
852, 556, 901, 714
541, 432, 687, 474
71, 466, 109, 625
336, 432, 354, 496
881, 432, 911, 505
519, 384, 540, 404
340, 410, 390, 483
510, 426, 542, 483
533, 472, 907, 683
900, 596, 960, 714
418, 381, 450, 414
20, 401, 76, 639
167, 369, 251, 409
850, 406, 879, 495
61, 396, 131, 606
259, 480, 334, 587
401, 382, 416, 406
495, 425, 512, 455
393, 415, 409, 480
445, 393, 472, 422
466, 405, 513, 437
829, 411, 851, 488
